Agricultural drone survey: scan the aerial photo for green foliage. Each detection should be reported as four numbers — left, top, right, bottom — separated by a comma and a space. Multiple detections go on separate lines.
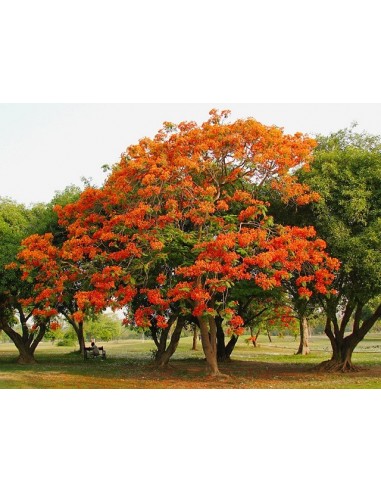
0, 198, 30, 295
0, 187, 81, 298
84, 312, 122, 342
315, 122, 381, 153
56, 326, 77, 346
56, 337, 76, 347
299, 127, 381, 303
307, 311, 327, 334
44, 325, 64, 343
0, 200, 44, 350
28, 185, 82, 242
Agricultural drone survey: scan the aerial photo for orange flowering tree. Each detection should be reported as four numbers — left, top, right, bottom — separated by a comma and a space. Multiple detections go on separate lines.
16, 233, 85, 354
167, 224, 338, 372
22, 110, 336, 376
0, 198, 66, 364
7, 187, 87, 356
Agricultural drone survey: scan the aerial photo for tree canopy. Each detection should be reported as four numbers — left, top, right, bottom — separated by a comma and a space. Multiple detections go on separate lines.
15, 110, 339, 373
0, 187, 83, 362
295, 126, 381, 369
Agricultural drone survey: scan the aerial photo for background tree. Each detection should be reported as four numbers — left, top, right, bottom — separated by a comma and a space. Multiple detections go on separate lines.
281, 273, 326, 355
296, 126, 381, 370
0, 198, 58, 363
85, 312, 122, 342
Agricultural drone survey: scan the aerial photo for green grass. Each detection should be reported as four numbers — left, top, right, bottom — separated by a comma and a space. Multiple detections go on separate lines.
0, 334, 381, 388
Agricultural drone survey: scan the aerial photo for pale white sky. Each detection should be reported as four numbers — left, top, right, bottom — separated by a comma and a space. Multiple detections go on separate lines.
1, 103, 380, 206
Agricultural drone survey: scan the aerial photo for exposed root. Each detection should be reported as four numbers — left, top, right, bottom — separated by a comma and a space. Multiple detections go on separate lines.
17, 357, 37, 365
315, 359, 361, 373
206, 371, 231, 379
154, 363, 175, 371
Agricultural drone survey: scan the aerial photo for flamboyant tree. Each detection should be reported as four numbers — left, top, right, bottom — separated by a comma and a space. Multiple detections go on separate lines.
19, 110, 339, 375
0, 198, 62, 363
7, 186, 86, 357
16, 232, 91, 354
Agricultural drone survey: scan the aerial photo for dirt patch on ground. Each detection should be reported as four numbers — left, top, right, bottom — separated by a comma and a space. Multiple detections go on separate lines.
114, 359, 381, 389
2, 358, 381, 389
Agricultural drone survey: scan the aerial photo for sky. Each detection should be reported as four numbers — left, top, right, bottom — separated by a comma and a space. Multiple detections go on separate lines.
1, 103, 381, 206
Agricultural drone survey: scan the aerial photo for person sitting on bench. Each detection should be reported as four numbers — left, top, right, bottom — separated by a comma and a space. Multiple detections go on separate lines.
91, 341, 100, 356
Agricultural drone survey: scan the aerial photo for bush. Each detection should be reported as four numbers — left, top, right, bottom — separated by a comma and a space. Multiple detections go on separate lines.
57, 338, 76, 347
56, 327, 77, 346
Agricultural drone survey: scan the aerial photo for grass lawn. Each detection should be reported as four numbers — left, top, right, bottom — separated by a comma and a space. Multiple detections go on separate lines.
1, 334, 381, 389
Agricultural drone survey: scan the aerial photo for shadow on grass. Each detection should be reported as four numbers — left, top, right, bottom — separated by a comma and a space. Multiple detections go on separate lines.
1, 351, 381, 389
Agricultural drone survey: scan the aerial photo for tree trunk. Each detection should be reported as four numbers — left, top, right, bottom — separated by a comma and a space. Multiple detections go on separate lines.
317, 301, 381, 372
30, 323, 47, 355
340, 339, 357, 371
149, 318, 161, 349
191, 325, 198, 350
61, 308, 86, 355
215, 317, 238, 361
16, 346, 37, 364
155, 327, 170, 357
216, 317, 228, 362
250, 326, 260, 347
155, 318, 185, 368
317, 315, 368, 372
225, 335, 238, 359
0, 322, 37, 364
295, 316, 310, 355
198, 316, 223, 376
318, 335, 359, 372
153, 316, 176, 363
71, 321, 85, 355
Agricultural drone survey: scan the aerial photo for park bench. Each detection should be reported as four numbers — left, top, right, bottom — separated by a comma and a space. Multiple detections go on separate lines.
84, 345, 107, 360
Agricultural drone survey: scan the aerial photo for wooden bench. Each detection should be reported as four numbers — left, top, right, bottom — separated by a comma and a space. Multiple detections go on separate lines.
84, 346, 107, 360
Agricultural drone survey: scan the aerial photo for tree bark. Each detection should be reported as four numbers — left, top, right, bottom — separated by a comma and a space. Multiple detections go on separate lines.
30, 323, 47, 354
198, 316, 220, 376
225, 334, 238, 359
153, 316, 177, 363
65, 318, 86, 355
215, 316, 238, 361
155, 326, 170, 357
316, 304, 381, 372
249, 326, 260, 347
317, 337, 358, 372
75, 322, 86, 355
216, 317, 228, 361
0, 322, 37, 364
155, 317, 185, 367
191, 325, 198, 350
295, 316, 310, 355
60, 305, 86, 355
149, 318, 161, 349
